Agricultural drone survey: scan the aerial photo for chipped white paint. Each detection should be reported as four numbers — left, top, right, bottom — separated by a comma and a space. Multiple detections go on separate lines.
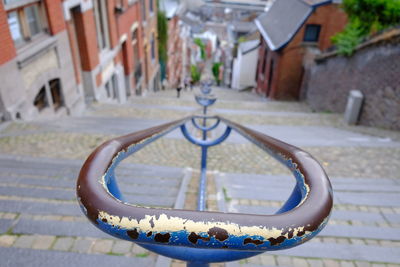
98, 211, 311, 241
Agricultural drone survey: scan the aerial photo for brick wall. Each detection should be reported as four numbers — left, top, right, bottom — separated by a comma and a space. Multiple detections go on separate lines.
304, 32, 400, 130
0, 2, 16, 65
116, 2, 140, 75
73, 9, 99, 71
44, 0, 66, 35
256, 4, 347, 100
276, 4, 347, 100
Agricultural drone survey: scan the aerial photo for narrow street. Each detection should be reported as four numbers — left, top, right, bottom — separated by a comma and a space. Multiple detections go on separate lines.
0, 87, 400, 267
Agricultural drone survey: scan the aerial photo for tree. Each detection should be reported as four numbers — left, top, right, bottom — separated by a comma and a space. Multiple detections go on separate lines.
194, 38, 206, 60
212, 62, 222, 86
157, 11, 168, 80
191, 65, 201, 84
332, 0, 400, 55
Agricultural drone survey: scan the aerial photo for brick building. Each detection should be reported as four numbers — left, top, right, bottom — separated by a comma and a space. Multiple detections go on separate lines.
160, 0, 183, 88
254, 0, 347, 100
0, 0, 85, 120
139, 0, 161, 93
62, 0, 159, 101
0, 0, 159, 121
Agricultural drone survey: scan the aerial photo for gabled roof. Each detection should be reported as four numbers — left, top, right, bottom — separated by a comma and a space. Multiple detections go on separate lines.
255, 0, 332, 51
239, 39, 260, 54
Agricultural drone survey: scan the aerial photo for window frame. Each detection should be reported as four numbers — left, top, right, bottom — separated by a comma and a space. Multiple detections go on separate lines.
131, 26, 142, 85
6, 1, 48, 48
93, 0, 111, 51
140, 0, 146, 22
149, 0, 154, 14
303, 24, 321, 43
150, 33, 155, 62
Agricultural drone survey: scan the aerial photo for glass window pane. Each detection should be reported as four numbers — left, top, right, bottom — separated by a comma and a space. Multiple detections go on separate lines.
25, 5, 41, 36
33, 86, 49, 112
141, 0, 146, 21
132, 29, 137, 41
4, 0, 24, 5
49, 79, 63, 110
7, 11, 23, 44
304, 25, 321, 42
151, 34, 155, 60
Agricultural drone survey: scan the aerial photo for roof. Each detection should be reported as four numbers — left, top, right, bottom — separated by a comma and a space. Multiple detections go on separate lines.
239, 39, 260, 54
230, 21, 258, 33
159, 0, 180, 19
255, 0, 332, 51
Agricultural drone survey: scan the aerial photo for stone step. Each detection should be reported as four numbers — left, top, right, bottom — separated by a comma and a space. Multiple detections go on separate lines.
0, 199, 82, 216
320, 224, 400, 241
0, 172, 182, 189
230, 205, 389, 224
0, 219, 13, 234
271, 242, 400, 264
0, 247, 154, 267
0, 176, 74, 189
0, 164, 182, 182
0, 185, 74, 201
227, 186, 400, 207
12, 218, 114, 239
0, 154, 183, 180
222, 173, 399, 185
383, 213, 400, 224
37, 116, 170, 136
0, 185, 176, 206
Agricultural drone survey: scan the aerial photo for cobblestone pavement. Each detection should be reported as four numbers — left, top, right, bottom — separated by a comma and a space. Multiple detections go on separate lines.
0, 86, 400, 267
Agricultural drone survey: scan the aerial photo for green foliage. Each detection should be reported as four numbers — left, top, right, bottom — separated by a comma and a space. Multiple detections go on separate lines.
194, 38, 206, 60
212, 62, 222, 85
238, 36, 247, 43
190, 65, 201, 84
222, 187, 231, 202
342, 0, 400, 31
331, 20, 364, 56
332, 0, 400, 55
157, 11, 168, 64
135, 252, 149, 258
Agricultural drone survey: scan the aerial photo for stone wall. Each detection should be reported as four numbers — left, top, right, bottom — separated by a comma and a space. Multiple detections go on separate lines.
303, 30, 400, 130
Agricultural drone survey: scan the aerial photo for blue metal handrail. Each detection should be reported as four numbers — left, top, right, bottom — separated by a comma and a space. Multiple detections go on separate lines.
76, 89, 333, 267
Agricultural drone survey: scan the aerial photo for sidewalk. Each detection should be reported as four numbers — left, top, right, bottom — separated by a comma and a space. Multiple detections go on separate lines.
0, 87, 399, 267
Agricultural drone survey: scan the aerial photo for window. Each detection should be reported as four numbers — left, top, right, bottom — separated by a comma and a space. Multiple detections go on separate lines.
304, 24, 321, 42
141, 0, 146, 22
7, 2, 47, 46
150, 33, 155, 61
149, 0, 153, 13
49, 79, 63, 110
94, 0, 110, 50
132, 28, 142, 85
33, 86, 48, 112
115, 0, 124, 13
25, 5, 41, 36
261, 47, 268, 74
7, 11, 23, 45
3, 0, 23, 4
105, 75, 118, 99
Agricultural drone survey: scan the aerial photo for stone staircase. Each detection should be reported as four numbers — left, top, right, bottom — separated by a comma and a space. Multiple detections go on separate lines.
0, 153, 187, 267
215, 173, 400, 266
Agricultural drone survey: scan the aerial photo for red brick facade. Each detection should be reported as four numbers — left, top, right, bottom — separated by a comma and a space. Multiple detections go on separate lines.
44, 0, 66, 35
167, 15, 183, 87
256, 4, 347, 100
0, 2, 16, 65
72, 9, 100, 71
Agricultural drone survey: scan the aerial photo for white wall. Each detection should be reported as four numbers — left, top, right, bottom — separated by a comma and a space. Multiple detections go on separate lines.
231, 48, 258, 90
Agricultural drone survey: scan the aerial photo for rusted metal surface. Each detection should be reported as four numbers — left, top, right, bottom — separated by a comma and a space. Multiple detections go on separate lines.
76, 115, 333, 263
